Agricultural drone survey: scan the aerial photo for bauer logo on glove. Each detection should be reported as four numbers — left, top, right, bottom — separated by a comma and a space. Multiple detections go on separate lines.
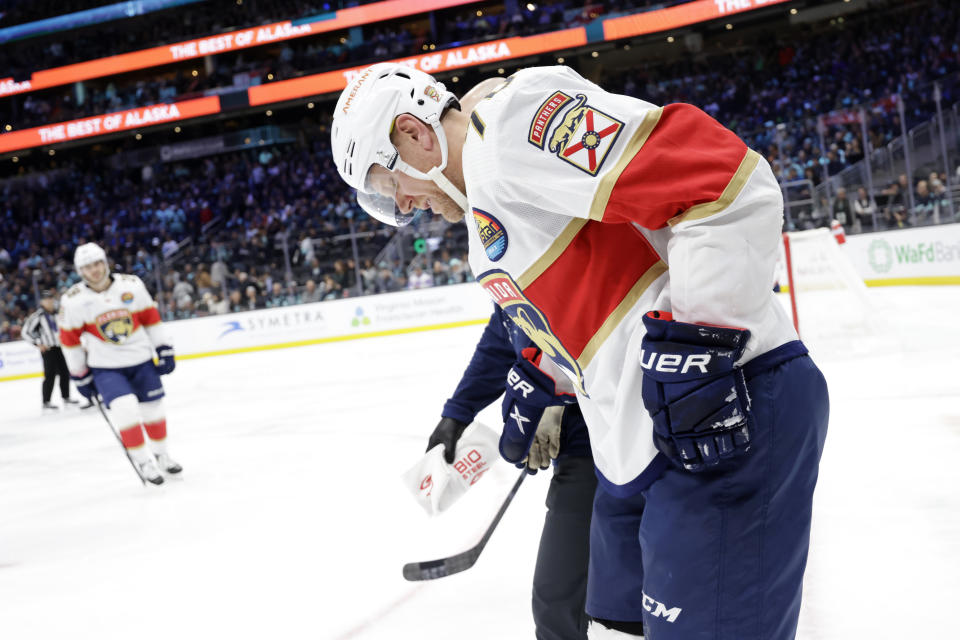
639, 311, 753, 472
500, 348, 576, 474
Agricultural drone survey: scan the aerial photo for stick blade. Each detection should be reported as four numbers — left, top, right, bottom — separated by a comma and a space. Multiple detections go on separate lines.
402, 548, 481, 581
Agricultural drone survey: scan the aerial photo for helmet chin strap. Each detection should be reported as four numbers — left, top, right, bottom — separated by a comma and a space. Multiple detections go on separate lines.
427, 167, 469, 212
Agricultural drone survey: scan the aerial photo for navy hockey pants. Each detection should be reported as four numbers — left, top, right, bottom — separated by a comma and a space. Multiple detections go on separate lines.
587, 350, 829, 640
92, 361, 164, 408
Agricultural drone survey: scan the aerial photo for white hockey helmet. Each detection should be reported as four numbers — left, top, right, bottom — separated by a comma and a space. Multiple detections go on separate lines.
331, 63, 466, 226
74, 242, 110, 282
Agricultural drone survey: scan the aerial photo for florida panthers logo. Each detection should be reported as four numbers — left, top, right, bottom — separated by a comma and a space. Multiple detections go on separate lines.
96, 309, 134, 344
547, 94, 624, 176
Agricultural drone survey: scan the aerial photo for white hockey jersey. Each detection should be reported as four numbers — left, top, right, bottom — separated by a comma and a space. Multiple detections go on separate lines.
462, 66, 798, 496
59, 273, 169, 374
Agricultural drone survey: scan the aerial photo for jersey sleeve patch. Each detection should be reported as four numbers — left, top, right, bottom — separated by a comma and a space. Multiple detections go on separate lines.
473, 208, 508, 261
528, 91, 573, 149
546, 94, 624, 176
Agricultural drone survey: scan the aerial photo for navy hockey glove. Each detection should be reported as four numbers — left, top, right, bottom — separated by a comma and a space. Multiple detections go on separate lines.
500, 348, 576, 472
154, 345, 176, 375
640, 311, 753, 472
72, 370, 97, 401
427, 417, 470, 464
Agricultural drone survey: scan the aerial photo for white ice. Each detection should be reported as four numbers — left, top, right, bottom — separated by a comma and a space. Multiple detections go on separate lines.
1, 286, 958, 640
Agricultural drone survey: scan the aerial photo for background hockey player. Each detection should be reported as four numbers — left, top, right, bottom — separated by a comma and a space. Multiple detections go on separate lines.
59, 243, 182, 485
331, 64, 830, 639
430, 305, 605, 640
22, 289, 85, 410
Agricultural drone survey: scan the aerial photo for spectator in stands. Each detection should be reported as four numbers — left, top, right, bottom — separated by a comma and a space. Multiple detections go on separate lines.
0, 320, 17, 342
208, 291, 229, 315
375, 264, 398, 293
171, 274, 195, 309
330, 260, 352, 292
852, 187, 878, 233
265, 282, 291, 308
914, 180, 935, 225
227, 289, 244, 313
408, 265, 434, 290
298, 234, 316, 267
161, 235, 179, 258
194, 268, 214, 298
359, 259, 378, 294
244, 285, 264, 310
930, 173, 954, 222
831, 187, 854, 228
432, 259, 451, 287
301, 280, 322, 304
449, 256, 467, 284
880, 180, 908, 229
320, 274, 342, 301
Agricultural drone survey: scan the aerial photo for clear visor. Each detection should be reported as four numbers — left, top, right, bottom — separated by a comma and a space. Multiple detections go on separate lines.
358, 165, 423, 227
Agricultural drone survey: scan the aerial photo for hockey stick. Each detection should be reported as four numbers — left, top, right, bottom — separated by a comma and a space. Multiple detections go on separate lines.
402, 469, 527, 581
94, 396, 146, 485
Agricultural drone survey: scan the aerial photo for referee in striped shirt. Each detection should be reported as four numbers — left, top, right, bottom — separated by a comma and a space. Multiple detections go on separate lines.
22, 290, 82, 410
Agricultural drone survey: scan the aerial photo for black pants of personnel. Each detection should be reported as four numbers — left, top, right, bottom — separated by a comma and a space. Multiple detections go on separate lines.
533, 455, 598, 640
41, 347, 71, 403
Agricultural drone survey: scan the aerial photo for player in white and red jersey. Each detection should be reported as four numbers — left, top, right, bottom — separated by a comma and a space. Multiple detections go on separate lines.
330, 65, 829, 639
59, 243, 182, 485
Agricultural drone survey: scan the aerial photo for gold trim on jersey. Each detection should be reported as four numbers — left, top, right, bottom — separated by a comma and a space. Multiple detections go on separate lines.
516, 218, 587, 289
668, 149, 761, 226
577, 260, 668, 370
588, 107, 663, 221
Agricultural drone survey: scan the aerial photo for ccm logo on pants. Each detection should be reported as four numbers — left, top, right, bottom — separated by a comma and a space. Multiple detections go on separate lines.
642, 592, 682, 623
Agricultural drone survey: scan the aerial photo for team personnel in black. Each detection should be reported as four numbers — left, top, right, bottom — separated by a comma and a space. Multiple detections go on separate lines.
428, 306, 600, 639
22, 290, 83, 409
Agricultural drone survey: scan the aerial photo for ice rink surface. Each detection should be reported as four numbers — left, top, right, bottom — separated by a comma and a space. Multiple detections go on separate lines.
1, 286, 958, 640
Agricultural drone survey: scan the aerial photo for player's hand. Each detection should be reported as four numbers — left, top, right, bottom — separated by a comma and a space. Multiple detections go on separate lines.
72, 370, 97, 401
640, 311, 753, 472
500, 348, 576, 472
427, 417, 470, 464
154, 345, 175, 375
523, 406, 563, 473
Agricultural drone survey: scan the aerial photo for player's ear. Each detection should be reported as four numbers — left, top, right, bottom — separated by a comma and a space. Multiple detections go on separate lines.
394, 114, 433, 151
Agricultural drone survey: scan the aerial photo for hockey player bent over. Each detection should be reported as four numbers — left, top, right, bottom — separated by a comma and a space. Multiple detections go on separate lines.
59, 243, 182, 485
331, 65, 829, 639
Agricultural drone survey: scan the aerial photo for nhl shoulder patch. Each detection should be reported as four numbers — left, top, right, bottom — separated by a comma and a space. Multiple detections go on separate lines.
546, 94, 624, 176
473, 208, 508, 261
